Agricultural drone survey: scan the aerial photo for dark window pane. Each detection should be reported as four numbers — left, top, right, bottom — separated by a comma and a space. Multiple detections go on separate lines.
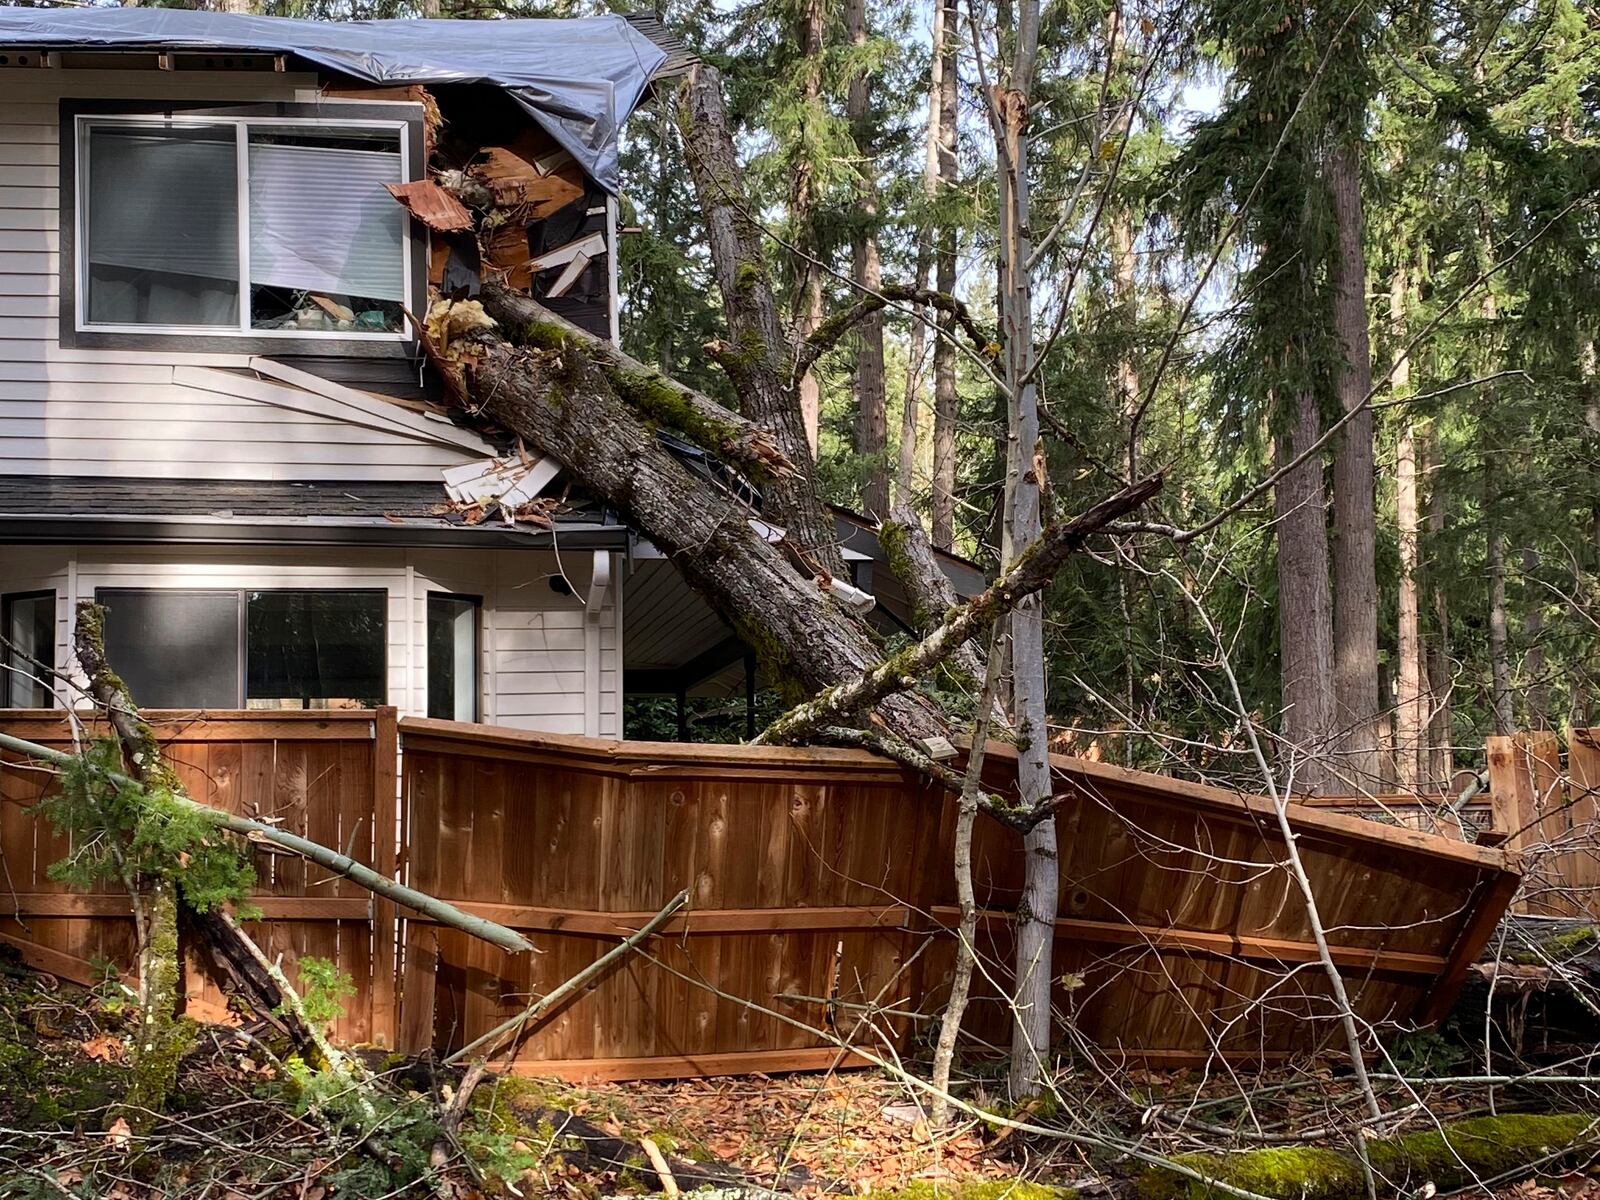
3, 591, 55, 708
427, 595, 479, 721
247, 591, 385, 708
84, 122, 241, 327
98, 590, 240, 709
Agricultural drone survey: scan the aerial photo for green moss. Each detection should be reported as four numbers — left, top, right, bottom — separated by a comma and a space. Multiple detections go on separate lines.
1519, 924, 1600, 962
123, 883, 194, 1123
735, 261, 763, 293
1138, 1114, 1599, 1200
876, 1179, 1078, 1200
514, 318, 574, 353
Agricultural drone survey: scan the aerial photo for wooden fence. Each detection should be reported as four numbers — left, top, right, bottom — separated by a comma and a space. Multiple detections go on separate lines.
395, 720, 1518, 1076
1483, 729, 1600, 918
0, 711, 1523, 1077
0, 709, 396, 1046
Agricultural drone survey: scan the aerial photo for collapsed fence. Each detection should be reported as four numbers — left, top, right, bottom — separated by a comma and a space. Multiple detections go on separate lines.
0, 710, 1534, 1078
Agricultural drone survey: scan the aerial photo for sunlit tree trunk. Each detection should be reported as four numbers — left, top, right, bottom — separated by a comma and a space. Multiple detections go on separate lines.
846, 0, 888, 515
1393, 269, 1424, 792
1421, 422, 1454, 785
1522, 546, 1548, 730
1327, 142, 1379, 788
929, 0, 960, 549
987, 0, 1056, 1100
789, 0, 827, 455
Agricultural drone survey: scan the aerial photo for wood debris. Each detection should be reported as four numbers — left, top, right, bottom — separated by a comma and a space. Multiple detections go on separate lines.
385, 179, 475, 233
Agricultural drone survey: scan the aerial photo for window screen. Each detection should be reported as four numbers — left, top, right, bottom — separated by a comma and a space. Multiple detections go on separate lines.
427, 594, 480, 722
246, 590, 386, 708
3, 591, 55, 708
98, 590, 241, 709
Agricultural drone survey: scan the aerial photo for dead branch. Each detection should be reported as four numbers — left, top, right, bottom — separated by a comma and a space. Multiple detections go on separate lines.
756, 473, 1163, 747
444, 887, 689, 1066
793, 284, 995, 382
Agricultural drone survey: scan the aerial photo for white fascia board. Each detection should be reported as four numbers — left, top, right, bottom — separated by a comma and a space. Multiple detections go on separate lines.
244, 357, 497, 455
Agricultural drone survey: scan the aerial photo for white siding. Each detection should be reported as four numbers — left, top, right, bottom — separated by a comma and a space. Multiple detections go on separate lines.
0, 544, 623, 735
0, 70, 471, 482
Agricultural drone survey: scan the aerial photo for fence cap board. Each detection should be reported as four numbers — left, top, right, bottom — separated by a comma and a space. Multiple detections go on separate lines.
969, 738, 1518, 876
1, 708, 380, 742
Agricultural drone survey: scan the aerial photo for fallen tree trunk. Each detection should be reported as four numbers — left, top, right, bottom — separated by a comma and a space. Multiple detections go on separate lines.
427, 288, 1160, 819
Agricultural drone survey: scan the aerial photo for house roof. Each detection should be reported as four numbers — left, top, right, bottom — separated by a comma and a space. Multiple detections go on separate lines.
0, 8, 671, 191
0, 477, 629, 551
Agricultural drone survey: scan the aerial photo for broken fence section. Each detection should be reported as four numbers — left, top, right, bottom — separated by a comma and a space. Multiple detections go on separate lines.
0, 711, 1523, 1076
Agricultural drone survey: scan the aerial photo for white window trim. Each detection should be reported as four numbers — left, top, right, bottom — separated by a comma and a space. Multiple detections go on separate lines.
72, 112, 415, 342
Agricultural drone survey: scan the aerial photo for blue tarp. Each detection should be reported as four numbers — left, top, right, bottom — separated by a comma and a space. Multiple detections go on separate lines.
0, 8, 666, 191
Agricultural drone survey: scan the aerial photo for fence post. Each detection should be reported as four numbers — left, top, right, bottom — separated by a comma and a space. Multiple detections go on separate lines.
370, 706, 400, 1047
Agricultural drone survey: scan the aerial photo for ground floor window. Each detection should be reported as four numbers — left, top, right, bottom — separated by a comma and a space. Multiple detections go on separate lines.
2, 590, 55, 708
96, 588, 386, 710
427, 593, 480, 722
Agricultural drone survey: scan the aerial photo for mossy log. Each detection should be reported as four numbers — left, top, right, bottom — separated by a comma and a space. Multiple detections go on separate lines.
1138, 1113, 1600, 1200
430, 291, 1157, 816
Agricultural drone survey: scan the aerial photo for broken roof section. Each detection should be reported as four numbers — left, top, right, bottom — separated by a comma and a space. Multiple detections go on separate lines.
0, 8, 668, 191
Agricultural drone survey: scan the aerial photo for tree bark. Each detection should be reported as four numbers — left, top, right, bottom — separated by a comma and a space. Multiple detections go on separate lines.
678, 65, 844, 577
1422, 422, 1453, 785
1522, 545, 1548, 730
1274, 384, 1336, 794
432, 289, 1157, 791
1487, 504, 1514, 736
846, 0, 889, 517
990, 5, 1056, 1094
929, 0, 960, 550
788, 0, 827, 457
896, 0, 949, 507
1393, 269, 1424, 792
880, 501, 986, 684
1327, 141, 1379, 789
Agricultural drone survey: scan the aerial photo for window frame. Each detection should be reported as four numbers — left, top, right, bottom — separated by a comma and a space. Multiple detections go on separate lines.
426, 591, 482, 723
59, 99, 427, 357
2, 589, 56, 709
91, 585, 389, 709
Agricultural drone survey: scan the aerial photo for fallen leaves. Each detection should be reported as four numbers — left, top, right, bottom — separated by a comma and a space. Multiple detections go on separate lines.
81, 1033, 124, 1063
106, 1115, 132, 1150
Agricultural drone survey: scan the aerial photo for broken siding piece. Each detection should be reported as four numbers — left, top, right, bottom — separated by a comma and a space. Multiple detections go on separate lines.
442, 455, 562, 524
386, 180, 474, 233
530, 232, 607, 298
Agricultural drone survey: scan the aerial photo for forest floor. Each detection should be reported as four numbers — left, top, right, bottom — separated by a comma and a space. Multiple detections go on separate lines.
1, 950, 1597, 1199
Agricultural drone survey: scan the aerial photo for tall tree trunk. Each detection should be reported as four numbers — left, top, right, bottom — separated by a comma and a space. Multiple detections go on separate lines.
929, 0, 960, 549
1274, 384, 1336, 794
680, 65, 844, 576
789, 0, 827, 456
1522, 546, 1548, 730
896, 0, 950, 507
1422, 422, 1453, 785
846, 0, 888, 516
1487, 501, 1514, 736
1392, 269, 1424, 792
991, 7, 1056, 1098
1327, 142, 1379, 788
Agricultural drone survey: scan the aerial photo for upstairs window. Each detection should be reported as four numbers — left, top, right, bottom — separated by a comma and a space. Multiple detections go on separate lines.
71, 112, 414, 341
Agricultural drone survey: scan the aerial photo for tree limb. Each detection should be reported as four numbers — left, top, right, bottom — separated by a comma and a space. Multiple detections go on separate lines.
795, 284, 995, 382
756, 473, 1163, 745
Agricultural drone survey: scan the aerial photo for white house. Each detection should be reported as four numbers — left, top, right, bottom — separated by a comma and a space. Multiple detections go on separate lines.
0, 9, 981, 739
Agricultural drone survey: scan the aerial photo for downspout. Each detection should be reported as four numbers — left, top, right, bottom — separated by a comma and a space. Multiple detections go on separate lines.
584, 549, 611, 737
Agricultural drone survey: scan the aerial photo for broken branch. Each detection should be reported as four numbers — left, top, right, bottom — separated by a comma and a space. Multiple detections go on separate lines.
0, 729, 534, 955
756, 473, 1163, 746
444, 887, 690, 1066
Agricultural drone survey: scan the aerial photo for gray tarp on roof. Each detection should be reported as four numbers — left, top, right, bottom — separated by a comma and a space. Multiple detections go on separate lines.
0, 8, 665, 191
